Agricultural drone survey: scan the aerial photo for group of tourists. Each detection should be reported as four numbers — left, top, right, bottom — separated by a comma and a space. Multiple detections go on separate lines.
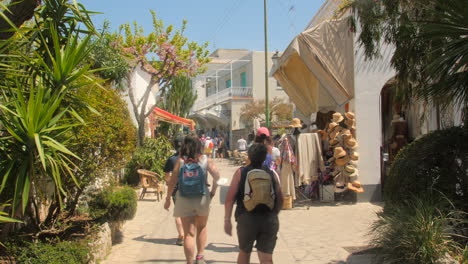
163, 127, 283, 264
199, 134, 227, 159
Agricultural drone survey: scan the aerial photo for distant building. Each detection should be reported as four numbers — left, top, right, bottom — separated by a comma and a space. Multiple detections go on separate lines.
190, 49, 288, 136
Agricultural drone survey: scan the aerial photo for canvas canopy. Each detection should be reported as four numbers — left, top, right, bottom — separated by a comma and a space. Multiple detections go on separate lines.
272, 18, 355, 116
151, 107, 195, 131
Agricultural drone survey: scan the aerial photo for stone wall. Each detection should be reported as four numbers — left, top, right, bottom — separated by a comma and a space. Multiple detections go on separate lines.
88, 222, 112, 264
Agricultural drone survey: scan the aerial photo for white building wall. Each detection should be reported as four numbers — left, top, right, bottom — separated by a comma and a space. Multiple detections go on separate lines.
123, 65, 158, 137
251, 51, 288, 101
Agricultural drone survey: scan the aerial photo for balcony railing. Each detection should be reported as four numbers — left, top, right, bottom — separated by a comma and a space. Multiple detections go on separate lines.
192, 87, 252, 111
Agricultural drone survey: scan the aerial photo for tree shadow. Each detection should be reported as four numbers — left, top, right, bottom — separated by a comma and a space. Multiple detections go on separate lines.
132, 235, 176, 245
138, 260, 238, 263
205, 242, 239, 253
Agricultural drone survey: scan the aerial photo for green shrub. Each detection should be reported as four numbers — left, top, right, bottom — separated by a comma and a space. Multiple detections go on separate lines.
371, 194, 464, 264
124, 137, 173, 185
88, 186, 137, 222
385, 127, 468, 210
8, 239, 89, 264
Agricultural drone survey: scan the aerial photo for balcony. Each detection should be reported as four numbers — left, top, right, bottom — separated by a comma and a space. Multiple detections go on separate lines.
192, 87, 253, 111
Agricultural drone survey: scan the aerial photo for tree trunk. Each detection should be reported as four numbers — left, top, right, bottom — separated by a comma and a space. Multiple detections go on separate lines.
0, 0, 42, 40
137, 118, 146, 147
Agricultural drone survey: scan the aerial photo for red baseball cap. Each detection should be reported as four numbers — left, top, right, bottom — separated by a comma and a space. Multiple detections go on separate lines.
256, 127, 270, 137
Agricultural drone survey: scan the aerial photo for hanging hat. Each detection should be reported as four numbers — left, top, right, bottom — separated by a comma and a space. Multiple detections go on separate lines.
341, 129, 352, 136
344, 168, 359, 178
351, 180, 362, 188
335, 181, 347, 193
350, 152, 359, 161
348, 159, 358, 166
347, 182, 364, 193
256, 127, 270, 137
327, 156, 336, 163
335, 156, 348, 166
345, 112, 355, 120
317, 130, 328, 141
344, 165, 356, 174
345, 119, 356, 130
289, 118, 302, 128
344, 137, 358, 149
333, 147, 347, 158
329, 139, 340, 147
332, 112, 344, 123
327, 122, 339, 133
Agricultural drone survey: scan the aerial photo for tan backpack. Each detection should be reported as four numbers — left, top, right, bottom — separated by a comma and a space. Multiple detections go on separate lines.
243, 169, 275, 211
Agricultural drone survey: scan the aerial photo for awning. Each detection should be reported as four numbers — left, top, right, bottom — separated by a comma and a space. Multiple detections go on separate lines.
272, 18, 355, 116
151, 107, 195, 131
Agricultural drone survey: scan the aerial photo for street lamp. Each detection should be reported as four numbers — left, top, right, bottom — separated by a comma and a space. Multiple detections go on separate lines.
264, 0, 270, 128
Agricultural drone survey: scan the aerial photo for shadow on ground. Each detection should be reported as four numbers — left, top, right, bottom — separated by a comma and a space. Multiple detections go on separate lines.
205, 242, 239, 253
133, 235, 176, 245
138, 260, 238, 263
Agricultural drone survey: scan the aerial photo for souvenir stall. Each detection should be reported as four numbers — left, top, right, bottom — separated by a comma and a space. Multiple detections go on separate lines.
149, 107, 196, 137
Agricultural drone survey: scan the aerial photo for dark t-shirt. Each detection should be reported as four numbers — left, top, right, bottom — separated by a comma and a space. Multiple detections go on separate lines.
164, 153, 179, 193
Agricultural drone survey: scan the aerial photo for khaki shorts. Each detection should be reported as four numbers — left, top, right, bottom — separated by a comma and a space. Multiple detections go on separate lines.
173, 192, 211, 217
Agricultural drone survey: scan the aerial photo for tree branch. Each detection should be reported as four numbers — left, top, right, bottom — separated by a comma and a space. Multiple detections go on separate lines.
0, 0, 42, 40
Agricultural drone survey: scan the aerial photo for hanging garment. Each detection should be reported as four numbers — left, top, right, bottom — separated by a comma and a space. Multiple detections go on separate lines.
297, 133, 325, 185
279, 163, 296, 200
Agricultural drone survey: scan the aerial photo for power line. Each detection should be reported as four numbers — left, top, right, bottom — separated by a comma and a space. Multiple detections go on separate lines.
207, 0, 245, 50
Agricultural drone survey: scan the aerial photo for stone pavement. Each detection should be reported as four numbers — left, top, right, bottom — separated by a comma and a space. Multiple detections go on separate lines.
102, 159, 382, 264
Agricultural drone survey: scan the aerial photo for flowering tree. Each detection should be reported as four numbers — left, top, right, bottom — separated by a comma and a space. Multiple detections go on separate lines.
240, 97, 293, 124
113, 11, 210, 146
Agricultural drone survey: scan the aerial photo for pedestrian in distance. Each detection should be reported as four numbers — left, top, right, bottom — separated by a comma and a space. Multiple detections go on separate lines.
224, 143, 284, 264
163, 137, 184, 246
164, 135, 220, 264
237, 136, 247, 152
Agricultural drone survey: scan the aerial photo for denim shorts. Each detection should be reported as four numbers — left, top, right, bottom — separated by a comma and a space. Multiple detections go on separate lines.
236, 212, 279, 254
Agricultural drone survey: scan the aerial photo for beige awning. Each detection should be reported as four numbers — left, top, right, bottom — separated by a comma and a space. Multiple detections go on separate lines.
272, 18, 355, 116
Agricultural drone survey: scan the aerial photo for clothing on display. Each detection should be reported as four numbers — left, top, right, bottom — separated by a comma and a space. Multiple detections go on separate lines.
296, 133, 325, 185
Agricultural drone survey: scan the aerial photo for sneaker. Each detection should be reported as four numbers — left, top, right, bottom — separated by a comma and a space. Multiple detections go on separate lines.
175, 237, 183, 246
195, 255, 206, 264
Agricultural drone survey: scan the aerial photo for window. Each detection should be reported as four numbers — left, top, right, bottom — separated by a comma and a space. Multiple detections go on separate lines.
240, 72, 247, 87
226, 79, 231, 88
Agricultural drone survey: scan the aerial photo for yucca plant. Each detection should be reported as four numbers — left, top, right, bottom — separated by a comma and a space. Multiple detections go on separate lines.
370, 193, 465, 264
0, 0, 100, 228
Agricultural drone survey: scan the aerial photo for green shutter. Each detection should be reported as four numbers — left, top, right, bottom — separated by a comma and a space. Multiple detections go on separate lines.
226, 79, 231, 88
240, 72, 247, 87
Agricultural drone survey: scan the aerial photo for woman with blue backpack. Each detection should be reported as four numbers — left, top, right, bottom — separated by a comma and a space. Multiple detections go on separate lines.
164, 135, 220, 264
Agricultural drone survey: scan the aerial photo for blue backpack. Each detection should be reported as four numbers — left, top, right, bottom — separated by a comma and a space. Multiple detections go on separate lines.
179, 161, 207, 197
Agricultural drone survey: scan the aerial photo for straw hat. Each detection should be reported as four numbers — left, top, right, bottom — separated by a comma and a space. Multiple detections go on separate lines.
335, 181, 347, 193
345, 119, 356, 130
345, 112, 355, 120
344, 165, 356, 174
327, 122, 339, 133
289, 117, 302, 128
317, 129, 328, 141
344, 137, 358, 149
329, 139, 340, 147
347, 182, 364, 193
335, 156, 349, 166
332, 112, 344, 123
344, 168, 358, 178
351, 180, 362, 188
333, 147, 347, 158
350, 152, 359, 161
341, 129, 351, 136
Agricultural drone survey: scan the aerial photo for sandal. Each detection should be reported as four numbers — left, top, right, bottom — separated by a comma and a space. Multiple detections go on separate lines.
195, 255, 206, 264
175, 237, 184, 246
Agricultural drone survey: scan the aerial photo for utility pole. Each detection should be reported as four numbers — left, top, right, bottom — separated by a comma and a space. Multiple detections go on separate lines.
264, 0, 270, 128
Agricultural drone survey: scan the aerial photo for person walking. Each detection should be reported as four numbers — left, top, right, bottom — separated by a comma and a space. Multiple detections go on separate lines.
164, 135, 220, 264
163, 137, 184, 246
237, 136, 247, 152
217, 136, 225, 159
224, 143, 284, 264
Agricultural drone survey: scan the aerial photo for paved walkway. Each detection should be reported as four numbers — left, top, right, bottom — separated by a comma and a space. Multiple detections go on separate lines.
102, 159, 382, 264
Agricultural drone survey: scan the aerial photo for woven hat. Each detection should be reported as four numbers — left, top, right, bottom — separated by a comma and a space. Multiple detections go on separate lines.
345, 119, 356, 130
289, 117, 302, 128
335, 156, 348, 166
347, 182, 364, 193
333, 147, 347, 158
344, 168, 358, 178
327, 122, 339, 133
351, 180, 362, 188
350, 152, 359, 161
335, 181, 347, 193
344, 165, 356, 174
344, 137, 358, 149
341, 129, 351, 136
345, 112, 355, 120
317, 130, 328, 141
329, 139, 340, 147
332, 112, 344, 123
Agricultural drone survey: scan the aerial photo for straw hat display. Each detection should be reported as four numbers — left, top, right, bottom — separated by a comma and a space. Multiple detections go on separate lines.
290, 117, 302, 128
323, 111, 363, 195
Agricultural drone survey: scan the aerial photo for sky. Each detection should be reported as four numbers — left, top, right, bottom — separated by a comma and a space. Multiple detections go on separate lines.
78, 0, 326, 54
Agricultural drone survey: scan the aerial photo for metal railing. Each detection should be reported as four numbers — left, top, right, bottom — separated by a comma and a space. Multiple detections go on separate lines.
192, 87, 253, 111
